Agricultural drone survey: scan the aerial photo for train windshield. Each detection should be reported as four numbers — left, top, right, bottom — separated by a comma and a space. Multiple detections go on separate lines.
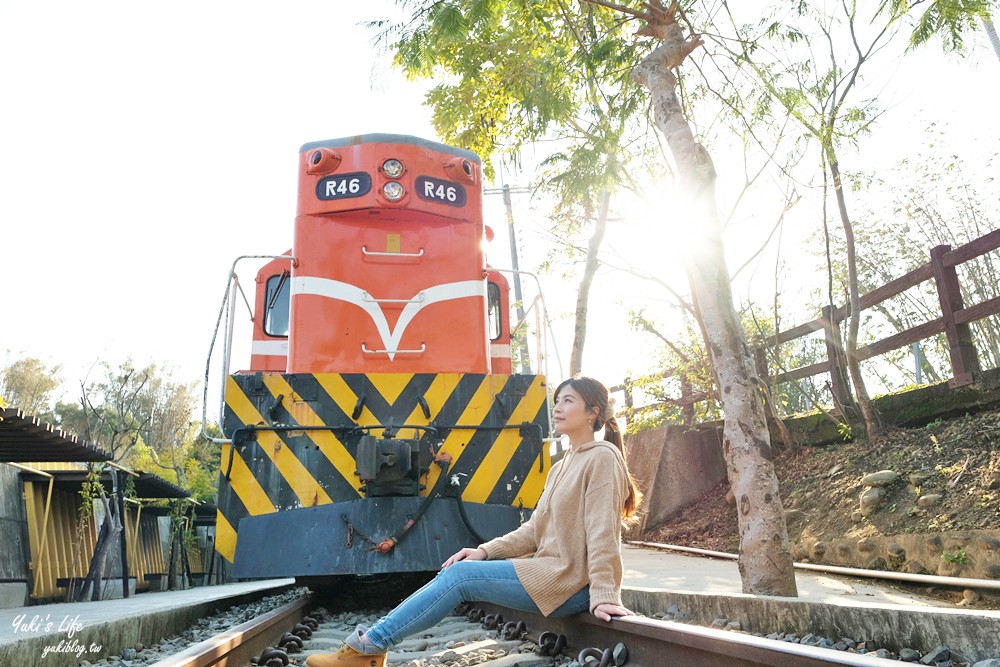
264, 272, 290, 337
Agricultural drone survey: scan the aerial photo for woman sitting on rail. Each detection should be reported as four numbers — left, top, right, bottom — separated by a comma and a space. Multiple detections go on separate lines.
305, 376, 642, 667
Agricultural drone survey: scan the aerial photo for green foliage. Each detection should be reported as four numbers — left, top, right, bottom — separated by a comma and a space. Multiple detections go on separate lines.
622, 310, 719, 431
168, 498, 199, 562
622, 304, 830, 431
383, 0, 658, 201
50, 359, 214, 502
0, 357, 61, 417
78, 465, 104, 523
124, 473, 137, 501
942, 547, 969, 564
830, 419, 852, 441
936, 462, 964, 476
379, 0, 995, 428
126, 429, 220, 504
880, 0, 994, 52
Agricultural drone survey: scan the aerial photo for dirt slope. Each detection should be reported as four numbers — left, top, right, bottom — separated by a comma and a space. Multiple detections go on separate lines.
641, 409, 1000, 555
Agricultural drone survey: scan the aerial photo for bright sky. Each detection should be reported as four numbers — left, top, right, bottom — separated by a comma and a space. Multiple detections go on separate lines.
2, 1, 998, 419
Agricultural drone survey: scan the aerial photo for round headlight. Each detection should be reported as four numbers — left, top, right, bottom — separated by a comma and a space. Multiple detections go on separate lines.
382, 159, 404, 178
383, 181, 405, 201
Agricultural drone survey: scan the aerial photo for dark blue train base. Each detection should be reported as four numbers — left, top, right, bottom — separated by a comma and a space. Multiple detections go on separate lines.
231, 498, 528, 579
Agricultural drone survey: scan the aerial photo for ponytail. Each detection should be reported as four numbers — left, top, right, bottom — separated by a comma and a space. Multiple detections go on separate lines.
603, 415, 641, 522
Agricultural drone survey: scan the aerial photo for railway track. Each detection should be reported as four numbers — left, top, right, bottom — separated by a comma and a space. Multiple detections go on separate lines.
146, 594, 311, 667
145, 596, 909, 667
475, 603, 904, 667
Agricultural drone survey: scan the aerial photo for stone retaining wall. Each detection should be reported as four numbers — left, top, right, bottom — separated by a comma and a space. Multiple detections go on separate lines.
791, 529, 1000, 582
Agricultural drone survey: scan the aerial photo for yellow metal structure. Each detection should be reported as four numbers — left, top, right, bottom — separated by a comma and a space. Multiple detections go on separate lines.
21, 468, 167, 599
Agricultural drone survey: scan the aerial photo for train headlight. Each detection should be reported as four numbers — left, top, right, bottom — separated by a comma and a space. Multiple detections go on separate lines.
305, 147, 342, 175
382, 159, 405, 178
383, 181, 405, 201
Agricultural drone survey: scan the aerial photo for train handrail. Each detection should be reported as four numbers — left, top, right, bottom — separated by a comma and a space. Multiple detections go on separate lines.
492, 268, 562, 444
492, 268, 563, 380
201, 254, 296, 445
361, 245, 425, 258
361, 343, 427, 354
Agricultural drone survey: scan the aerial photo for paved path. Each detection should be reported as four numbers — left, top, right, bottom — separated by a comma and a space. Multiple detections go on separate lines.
621, 544, 953, 608
0, 578, 295, 648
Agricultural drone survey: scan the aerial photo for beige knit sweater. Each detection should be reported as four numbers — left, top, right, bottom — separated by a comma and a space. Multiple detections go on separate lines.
478, 440, 627, 616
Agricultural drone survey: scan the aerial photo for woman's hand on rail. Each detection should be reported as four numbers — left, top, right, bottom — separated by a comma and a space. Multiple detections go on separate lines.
442, 547, 487, 569
592, 603, 634, 622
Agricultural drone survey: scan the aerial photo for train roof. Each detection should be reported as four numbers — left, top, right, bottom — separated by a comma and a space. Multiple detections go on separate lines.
300, 133, 481, 163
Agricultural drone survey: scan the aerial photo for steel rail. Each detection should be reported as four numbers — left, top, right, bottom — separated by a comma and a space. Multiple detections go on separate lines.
146, 594, 310, 667
630, 539, 1000, 591
477, 602, 903, 667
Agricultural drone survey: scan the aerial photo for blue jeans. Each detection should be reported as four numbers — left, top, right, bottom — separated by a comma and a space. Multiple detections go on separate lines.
363, 560, 590, 650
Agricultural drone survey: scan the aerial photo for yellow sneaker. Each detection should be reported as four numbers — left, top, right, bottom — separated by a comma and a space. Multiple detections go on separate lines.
304, 643, 387, 667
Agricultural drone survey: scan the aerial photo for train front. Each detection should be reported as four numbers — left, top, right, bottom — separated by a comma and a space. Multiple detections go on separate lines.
214, 134, 551, 586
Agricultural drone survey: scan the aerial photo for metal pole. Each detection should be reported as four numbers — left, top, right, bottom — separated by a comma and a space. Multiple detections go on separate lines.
116, 470, 130, 598
501, 185, 531, 373
912, 342, 922, 384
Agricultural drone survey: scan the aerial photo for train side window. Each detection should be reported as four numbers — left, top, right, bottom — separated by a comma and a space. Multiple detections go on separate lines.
487, 282, 502, 341
264, 272, 290, 337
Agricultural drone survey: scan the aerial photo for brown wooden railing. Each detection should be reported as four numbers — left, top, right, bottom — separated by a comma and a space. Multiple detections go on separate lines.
616, 228, 1000, 419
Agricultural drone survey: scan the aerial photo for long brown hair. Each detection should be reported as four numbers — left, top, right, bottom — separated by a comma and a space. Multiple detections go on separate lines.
554, 376, 642, 521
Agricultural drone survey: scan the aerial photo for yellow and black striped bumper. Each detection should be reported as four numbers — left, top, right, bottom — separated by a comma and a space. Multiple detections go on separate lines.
215, 372, 551, 571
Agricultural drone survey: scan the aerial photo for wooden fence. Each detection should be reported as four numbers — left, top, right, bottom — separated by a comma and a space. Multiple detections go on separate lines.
617, 228, 1000, 420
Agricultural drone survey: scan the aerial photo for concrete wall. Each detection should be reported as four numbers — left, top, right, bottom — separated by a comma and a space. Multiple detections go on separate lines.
624, 425, 728, 534
623, 587, 1000, 662
0, 584, 26, 610
0, 465, 30, 608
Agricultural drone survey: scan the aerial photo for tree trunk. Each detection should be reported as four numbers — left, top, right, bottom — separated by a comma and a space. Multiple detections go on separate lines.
77, 519, 109, 601
569, 192, 611, 375
983, 17, 1000, 64
632, 5, 797, 596
827, 153, 881, 439
80, 495, 122, 601
167, 524, 178, 591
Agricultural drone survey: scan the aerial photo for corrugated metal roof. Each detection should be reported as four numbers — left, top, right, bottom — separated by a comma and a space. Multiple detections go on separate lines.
193, 503, 218, 525
17, 468, 191, 499
132, 471, 191, 499
0, 408, 112, 462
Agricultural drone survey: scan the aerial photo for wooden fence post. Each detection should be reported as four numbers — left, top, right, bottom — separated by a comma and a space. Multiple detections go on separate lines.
930, 244, 981, 387
821, 305, 854, 414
